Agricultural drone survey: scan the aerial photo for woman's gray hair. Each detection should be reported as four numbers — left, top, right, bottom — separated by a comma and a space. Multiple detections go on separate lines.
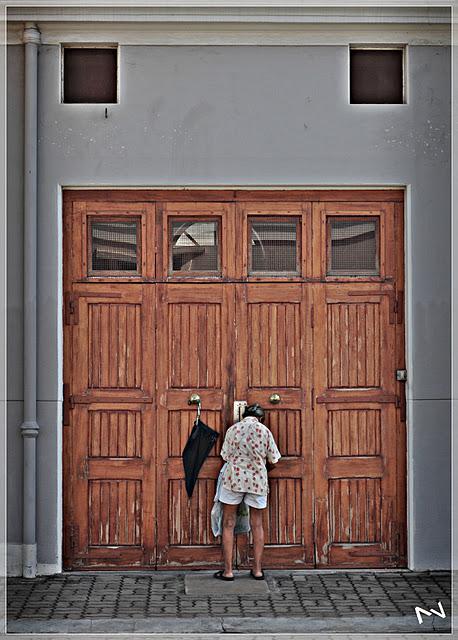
242, 403, 265, 420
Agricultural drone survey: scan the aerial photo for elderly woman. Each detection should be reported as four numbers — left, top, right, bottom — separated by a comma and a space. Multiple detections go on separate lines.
214, 403, 281, 581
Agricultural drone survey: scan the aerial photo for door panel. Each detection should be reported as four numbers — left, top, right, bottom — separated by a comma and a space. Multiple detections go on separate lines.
65, 285, 155, 569
235, 283, 313, 568
155, 284, 235, 567
313, 284, 400, 567
71, 285, 154, 403
69, 401, 155, 568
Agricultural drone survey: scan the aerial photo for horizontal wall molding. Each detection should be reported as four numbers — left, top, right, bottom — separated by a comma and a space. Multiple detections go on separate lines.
7, 22, 450, 46
6, 6, 451, 24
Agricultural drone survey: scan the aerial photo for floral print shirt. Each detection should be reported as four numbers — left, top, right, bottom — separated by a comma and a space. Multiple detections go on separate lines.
220, 416, 281, 496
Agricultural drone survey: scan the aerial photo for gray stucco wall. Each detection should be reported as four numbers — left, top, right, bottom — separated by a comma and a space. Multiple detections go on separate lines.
7, 43, 451, 572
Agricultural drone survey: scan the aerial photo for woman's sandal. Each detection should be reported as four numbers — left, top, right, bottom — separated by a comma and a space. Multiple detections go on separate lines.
213, 570, 234, 581
250, 569, 265, 580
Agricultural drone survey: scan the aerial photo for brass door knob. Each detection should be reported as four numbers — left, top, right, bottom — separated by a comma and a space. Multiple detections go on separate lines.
188, 393, 201, 405
269, 393, 281, 404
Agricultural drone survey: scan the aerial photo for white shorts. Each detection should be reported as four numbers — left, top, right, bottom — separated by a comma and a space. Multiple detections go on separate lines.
219, 486, 267, 509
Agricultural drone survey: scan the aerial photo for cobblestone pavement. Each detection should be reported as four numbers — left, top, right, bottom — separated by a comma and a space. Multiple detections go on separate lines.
8, 570, 451, 623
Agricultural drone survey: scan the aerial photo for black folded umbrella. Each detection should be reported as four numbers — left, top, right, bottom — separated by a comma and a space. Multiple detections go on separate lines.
182, 419, 219, 498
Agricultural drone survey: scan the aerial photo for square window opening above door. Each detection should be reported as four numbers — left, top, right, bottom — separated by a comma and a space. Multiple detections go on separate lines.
89, 218, 140, 275
350, 47, 405, 104
249, 217, 300, 276
327, 216, 379, 276
170, 219, 220, 274
62, 46, 118, 104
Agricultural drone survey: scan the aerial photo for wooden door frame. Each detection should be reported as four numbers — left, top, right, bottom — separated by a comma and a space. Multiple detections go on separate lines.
63, 188, 406, 570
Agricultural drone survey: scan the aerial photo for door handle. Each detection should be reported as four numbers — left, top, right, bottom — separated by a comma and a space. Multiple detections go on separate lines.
269, 393, 281, 404
188, 393, 201, 422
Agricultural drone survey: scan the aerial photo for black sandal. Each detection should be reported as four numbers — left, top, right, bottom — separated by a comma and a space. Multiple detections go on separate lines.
250, 569, 265, 580
213, 570, 234, 581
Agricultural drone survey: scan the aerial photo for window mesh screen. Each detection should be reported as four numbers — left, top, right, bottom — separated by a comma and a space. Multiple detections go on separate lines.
329, 218, 378, 274
250, 219, 298, 273
91, 220, 139, 272
171, 220, 219, 272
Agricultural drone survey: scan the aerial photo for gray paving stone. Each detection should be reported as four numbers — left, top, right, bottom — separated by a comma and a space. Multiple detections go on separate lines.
7, 569, 451, 629
185, 572, 270, 596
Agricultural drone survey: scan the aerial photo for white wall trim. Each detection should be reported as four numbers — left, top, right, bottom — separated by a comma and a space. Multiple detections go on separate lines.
7, 22, 450, 46
55, 186, 63, 577
63, 183, 406, 190
7, 543, 22, 576
405, 184, 414, 570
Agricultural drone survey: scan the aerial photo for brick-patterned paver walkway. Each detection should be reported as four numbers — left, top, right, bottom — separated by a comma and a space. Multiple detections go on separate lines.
8, 570, 450, 624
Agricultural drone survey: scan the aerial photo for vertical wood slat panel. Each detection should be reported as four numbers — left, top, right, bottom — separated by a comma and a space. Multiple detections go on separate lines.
330, 478, 382, 544
169, 303, 222, 388
88, 480, 142, 546
261, 479, 303, 545
118, 304, 127, 387
277, 304, 287, 386
328, 409, 381, 457
264, 410, 301, 456
126, 305, 135, 388
327, 302, 381, 388
168, 480, 216, 545
89, 410, 143, 458
248, 303, 300, 388
88, 303, 142, 390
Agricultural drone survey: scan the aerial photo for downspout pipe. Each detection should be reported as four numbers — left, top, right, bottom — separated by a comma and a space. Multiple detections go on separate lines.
21, 22, 40, 579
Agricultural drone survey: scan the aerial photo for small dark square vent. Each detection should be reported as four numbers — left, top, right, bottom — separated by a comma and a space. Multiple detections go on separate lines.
350, 49, 404, 104
63, 47, 117, 104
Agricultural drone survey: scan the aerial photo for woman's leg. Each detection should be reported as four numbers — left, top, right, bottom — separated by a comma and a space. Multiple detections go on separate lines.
250, 507, 264, 577
222, 503, 238, 577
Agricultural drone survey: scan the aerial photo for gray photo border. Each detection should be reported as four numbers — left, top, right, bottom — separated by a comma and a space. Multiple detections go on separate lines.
0, 1, 454, 639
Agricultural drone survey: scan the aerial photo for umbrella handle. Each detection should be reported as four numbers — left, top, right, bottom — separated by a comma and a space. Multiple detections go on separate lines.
188, 393, 202, 423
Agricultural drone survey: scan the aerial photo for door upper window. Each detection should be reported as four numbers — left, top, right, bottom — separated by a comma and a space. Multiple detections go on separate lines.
170, 219, 220, 274
89, 218, 140, 275
327, 216, 379, 276
249, 217, 300, 275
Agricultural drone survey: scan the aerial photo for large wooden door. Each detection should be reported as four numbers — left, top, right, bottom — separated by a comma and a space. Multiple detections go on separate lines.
235, 283, 314, 567
155, 283, 235, 567
63, 190, 406, 570
63, 200, 156, 569
311, 201, 406, 567
68, 285, 156, 568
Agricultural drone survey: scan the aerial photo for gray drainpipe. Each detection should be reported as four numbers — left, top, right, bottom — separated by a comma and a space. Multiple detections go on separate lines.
21, 21, 40, 579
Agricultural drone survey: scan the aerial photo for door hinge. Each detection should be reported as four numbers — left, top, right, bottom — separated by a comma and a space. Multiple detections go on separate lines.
69, 523, 79, 552
63, 383, 74, 426
396, 392, 407, 422
395, 290, 404, 324
65, 293, 78, 325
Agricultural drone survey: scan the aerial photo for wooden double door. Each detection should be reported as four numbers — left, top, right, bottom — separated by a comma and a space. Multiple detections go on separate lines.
63, 191, 406, 570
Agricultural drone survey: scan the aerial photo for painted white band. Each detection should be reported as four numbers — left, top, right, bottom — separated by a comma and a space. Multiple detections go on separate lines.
22, 544, 37, 579
7, 23, 450, 46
